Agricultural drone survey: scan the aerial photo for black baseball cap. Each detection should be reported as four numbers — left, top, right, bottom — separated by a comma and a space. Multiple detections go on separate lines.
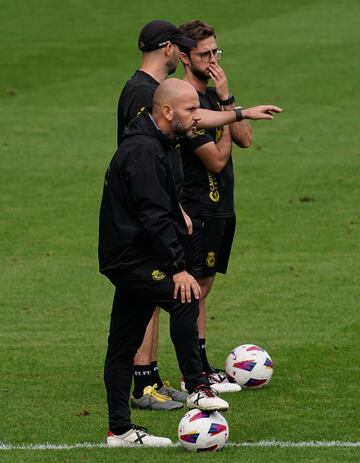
138, 20, 196, 52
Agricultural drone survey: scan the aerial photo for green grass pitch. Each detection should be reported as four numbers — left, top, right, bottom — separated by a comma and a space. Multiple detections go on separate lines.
1, 0, 359, 462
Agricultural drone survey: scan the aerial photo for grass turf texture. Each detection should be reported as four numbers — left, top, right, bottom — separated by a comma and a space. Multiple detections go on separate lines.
1, 0, 359, 461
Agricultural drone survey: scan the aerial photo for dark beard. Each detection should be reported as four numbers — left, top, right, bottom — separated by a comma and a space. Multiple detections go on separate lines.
191, 66, 209, 82
172, 119, 193, 138
178, 132, 194, 140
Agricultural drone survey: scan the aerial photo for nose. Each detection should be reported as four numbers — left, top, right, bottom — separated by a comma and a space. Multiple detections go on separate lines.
193, 110, 201, 124
209, 50, 217, 63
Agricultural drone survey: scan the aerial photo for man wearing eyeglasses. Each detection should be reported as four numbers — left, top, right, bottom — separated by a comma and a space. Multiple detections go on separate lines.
178, 20, 282, 392
115, 19, 281, 409
116, 19, 245, 412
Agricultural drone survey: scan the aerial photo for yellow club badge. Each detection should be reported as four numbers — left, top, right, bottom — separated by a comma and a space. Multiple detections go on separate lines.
206, 252, 216, 268
151, 269, 166, 281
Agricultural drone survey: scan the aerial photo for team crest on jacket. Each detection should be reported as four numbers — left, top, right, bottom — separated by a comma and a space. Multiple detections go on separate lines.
151, 270, 166, 281
206, 252, 216, 268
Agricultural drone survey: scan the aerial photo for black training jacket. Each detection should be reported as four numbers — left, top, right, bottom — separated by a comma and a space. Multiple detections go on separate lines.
98, 110, 187, 282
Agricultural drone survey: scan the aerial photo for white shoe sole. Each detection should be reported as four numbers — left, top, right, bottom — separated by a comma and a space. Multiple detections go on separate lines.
107, 436, 172, 448
186, 399, 229, 412
211, 382, 242, 393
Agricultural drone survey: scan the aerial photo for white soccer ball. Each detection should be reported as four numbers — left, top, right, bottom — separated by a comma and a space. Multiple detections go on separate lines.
178, 409, 229, 452
225, 344, 273, 389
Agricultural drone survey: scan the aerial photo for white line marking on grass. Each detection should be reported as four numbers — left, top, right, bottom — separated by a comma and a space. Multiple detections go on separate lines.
0, 443, 107, 451
228, 441, 360, 448
1, 441, 360, 450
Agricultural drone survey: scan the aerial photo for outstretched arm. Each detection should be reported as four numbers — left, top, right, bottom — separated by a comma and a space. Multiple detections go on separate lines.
196, 105, 283, 129
242, 105, 283, 120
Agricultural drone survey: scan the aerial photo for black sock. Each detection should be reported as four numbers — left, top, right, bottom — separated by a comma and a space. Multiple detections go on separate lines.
151, 361, 163, 389
199, 338, 212, 373
133, 365, 152, 398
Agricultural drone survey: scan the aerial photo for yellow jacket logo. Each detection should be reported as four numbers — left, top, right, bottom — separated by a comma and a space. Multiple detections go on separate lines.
136, 106, 146, 117
206, 252, 216, 268
209, 190, 220, 202
151, 270, 166, 281
207, 172, 220, 202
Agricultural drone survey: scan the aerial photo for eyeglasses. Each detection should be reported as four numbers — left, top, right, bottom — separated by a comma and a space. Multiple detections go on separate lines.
193, 48, 223, 63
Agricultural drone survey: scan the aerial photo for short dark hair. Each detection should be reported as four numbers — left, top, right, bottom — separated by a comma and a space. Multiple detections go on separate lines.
178, 20, 216, 54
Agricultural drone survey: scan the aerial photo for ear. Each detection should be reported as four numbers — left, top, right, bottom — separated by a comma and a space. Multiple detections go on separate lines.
164, 42, 173, 58
162, 104, 174, 122
179, 51, 190, 65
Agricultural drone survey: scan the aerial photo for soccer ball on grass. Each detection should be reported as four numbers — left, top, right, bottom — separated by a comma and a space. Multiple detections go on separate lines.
225, 344, 273, 389
178, 409, 229, 452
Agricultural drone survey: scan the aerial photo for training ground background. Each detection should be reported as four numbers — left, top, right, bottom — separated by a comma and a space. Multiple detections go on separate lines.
0, 0, 359, 462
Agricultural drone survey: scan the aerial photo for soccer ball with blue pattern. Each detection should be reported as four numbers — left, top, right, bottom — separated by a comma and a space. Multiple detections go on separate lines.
225, 344, 273, 389
178, 409, 229, 452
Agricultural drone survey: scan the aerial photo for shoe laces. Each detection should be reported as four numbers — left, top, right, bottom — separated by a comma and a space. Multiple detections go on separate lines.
145, 384, 171, 402
193, 384, 216, 397
132, 424, 149, 433
208, 372, 227, 384
161, 380, 177, 392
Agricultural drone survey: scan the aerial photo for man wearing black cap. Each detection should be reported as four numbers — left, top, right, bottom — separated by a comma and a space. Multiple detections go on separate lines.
117, 20, 196, 143
116, 19, 197, 411
115, 19, 281, 411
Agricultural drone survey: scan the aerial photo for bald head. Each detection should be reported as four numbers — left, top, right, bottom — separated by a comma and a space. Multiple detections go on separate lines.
151, 78, 200, 139
153, 78, 198, 109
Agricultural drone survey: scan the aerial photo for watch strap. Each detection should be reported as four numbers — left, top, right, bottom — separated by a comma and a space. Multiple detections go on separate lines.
234, 106, 244, 121
218, 94, 235, 106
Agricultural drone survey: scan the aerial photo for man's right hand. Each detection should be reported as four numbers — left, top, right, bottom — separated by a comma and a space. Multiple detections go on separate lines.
173, 271, 201, 303
243, 105, 283, 120
208, 62, 230, 102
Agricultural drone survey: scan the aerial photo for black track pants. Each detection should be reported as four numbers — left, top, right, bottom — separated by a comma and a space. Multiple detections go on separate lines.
104, 275, 208, 433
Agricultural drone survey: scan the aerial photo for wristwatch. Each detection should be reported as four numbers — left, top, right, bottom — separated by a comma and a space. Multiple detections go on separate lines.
218, 94, 235, 106
234, 106, 244, 121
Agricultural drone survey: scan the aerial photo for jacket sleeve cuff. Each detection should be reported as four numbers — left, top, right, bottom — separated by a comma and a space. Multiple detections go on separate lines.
167, 259, 186, 276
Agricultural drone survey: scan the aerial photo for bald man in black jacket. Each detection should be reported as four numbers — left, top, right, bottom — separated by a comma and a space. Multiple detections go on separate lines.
99, 79, 229, 448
